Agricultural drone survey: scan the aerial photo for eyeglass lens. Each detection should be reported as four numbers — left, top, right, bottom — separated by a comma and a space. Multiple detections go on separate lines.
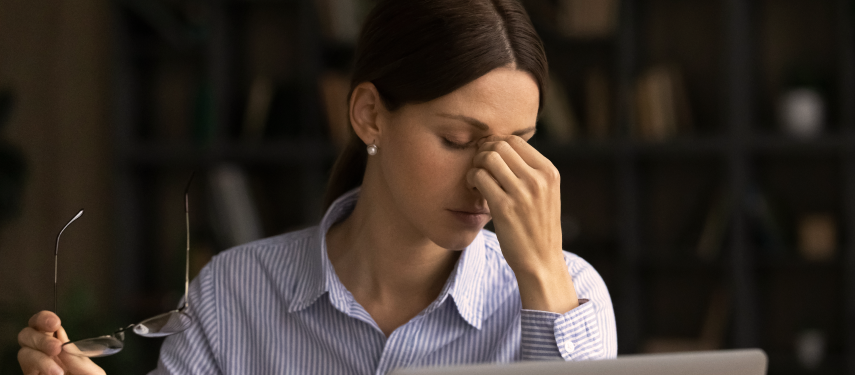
61, 309, 194, 357
62, 335, 124, 358
133, 309, 194, 337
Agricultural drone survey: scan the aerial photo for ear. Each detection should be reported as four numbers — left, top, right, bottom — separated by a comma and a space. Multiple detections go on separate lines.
349, 82, 386, 146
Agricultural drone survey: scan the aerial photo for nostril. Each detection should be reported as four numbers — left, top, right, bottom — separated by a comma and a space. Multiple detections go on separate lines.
465, 177, 478, 191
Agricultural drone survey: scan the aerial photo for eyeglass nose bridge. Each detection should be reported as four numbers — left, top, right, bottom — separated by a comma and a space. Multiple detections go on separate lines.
113, 324, 136, 341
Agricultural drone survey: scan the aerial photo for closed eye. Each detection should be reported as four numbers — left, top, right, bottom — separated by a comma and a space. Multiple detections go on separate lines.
442, 138, 471, 150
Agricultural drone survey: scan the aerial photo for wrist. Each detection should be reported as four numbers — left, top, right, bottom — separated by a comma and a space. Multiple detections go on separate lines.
515, 258, 579, 314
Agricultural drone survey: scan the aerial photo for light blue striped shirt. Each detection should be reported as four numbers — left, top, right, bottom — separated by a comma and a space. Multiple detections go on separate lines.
150, 188, 617, 374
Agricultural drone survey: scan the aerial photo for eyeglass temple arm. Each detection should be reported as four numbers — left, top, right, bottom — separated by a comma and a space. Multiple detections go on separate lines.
183, 172, 194, 310
55, 209, 84, 314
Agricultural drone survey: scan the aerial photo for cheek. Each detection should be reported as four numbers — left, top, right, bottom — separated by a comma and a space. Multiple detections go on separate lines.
383, 133, 471, 198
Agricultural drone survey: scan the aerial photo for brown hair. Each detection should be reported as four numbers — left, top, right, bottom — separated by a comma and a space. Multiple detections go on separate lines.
323, 0, 548, 210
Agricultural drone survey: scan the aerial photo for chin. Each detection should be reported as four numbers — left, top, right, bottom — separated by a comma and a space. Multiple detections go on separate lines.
431, 226, 484, 251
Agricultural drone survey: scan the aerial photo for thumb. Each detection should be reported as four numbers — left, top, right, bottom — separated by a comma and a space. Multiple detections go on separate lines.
55, 327, 106, 375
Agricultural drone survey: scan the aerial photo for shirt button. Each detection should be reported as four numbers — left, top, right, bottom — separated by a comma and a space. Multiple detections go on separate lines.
564, 340, 575, 353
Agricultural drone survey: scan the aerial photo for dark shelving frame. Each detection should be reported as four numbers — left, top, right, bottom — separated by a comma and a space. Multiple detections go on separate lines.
838, 0, 855, 371
578, 0, 855, 372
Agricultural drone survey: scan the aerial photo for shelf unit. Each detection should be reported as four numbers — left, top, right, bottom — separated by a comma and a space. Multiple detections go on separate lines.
536, 0, 854, 373
106, 0, 855, 374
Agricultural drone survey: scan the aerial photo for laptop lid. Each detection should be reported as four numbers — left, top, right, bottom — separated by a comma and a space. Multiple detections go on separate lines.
390, 349, 768, 375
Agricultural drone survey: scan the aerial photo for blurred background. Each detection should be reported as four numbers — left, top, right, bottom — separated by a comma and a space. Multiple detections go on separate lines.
0, 0, 853, 373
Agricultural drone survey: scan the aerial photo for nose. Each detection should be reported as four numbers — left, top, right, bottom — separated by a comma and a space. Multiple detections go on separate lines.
466, 177, 477, 192
463, 170, 490, 211
465, 179, 485, 207
465, 170, 479, 192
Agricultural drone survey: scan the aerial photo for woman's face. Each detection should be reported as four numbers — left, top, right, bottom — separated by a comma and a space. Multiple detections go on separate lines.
374, 67, 540, 250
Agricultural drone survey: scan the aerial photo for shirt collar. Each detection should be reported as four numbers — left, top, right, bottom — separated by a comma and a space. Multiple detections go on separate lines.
443, 232, 486, 330
287, 187, 487, 330
286, 187, 360, 313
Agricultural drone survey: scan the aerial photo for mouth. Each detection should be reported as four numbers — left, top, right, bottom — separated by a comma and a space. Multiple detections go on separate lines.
451, 209, 490, 215
448, 209, 490, 227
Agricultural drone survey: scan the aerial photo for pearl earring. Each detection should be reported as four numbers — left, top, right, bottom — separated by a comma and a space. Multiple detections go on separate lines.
367, 143, 378, 155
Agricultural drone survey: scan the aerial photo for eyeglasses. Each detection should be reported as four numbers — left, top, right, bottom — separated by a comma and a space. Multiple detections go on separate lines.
55, 173, 196, 357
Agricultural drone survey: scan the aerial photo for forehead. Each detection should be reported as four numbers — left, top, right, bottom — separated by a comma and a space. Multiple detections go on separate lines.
416, 67, 540, 133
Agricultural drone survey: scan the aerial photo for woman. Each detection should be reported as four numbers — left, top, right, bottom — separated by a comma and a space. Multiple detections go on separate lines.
18, 0, 616, 373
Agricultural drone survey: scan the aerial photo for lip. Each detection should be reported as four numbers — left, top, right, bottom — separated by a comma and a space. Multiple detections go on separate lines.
448, 209, 490, 227
454, 209, 490, 215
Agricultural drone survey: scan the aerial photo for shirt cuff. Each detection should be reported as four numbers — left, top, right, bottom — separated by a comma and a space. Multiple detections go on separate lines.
520, 299, 602, 361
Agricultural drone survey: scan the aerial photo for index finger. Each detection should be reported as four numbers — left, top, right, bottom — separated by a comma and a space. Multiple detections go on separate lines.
18, 327, 62, 356
479, 135, 551, 171
28, 311, 61, 332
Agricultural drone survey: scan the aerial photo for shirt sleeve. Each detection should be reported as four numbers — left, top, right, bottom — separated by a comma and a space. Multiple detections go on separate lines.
148, 262, 222, 375
519, 252, 618, 361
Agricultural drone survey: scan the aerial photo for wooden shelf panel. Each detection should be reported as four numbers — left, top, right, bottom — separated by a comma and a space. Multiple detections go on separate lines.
119, 139, 338, 166
749, 134, 853, 155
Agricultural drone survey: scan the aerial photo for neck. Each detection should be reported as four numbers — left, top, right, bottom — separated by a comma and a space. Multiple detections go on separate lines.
327, 182, 460, 304
326, 181, 461, 336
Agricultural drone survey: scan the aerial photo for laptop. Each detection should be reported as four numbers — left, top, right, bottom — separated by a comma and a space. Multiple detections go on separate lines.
390, 349, 768, 375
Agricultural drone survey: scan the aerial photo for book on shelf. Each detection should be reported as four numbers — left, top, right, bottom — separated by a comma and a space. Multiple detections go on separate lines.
695, 189, 732, 262
634, 65, 694, 141
241, 76, 276, 141
555, 0, 619, 39
539, 76, 578, 143
584, 68, 610, 140
797, 213, 836, 261
150, 60, 197, 141
242, 5, 298, 84
208, 164, 263, 249
192, 80, 217, 144
315, 0, 370, 43
117, 0, 203, 47
744, 187, 789, 259
319, 71, 353, 150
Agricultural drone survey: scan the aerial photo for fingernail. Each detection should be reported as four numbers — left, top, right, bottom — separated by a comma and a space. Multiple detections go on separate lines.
51, 366, 64, 375
45, 317, 58, 327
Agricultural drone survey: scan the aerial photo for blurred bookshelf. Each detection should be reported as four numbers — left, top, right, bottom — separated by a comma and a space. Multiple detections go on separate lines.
105, 0, 854, 374
526, 0, 855, 374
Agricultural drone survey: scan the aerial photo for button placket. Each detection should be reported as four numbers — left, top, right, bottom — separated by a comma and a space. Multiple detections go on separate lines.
554, 314, 576, 356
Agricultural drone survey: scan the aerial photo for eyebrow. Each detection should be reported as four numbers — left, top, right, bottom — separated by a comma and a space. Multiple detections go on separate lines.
437, 113, 537, 136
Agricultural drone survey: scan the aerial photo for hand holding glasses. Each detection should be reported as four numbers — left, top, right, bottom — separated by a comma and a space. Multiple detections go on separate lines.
56, 174, 196, 357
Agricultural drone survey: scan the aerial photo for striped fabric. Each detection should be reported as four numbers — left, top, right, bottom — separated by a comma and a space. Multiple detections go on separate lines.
150, 188, 617, 375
